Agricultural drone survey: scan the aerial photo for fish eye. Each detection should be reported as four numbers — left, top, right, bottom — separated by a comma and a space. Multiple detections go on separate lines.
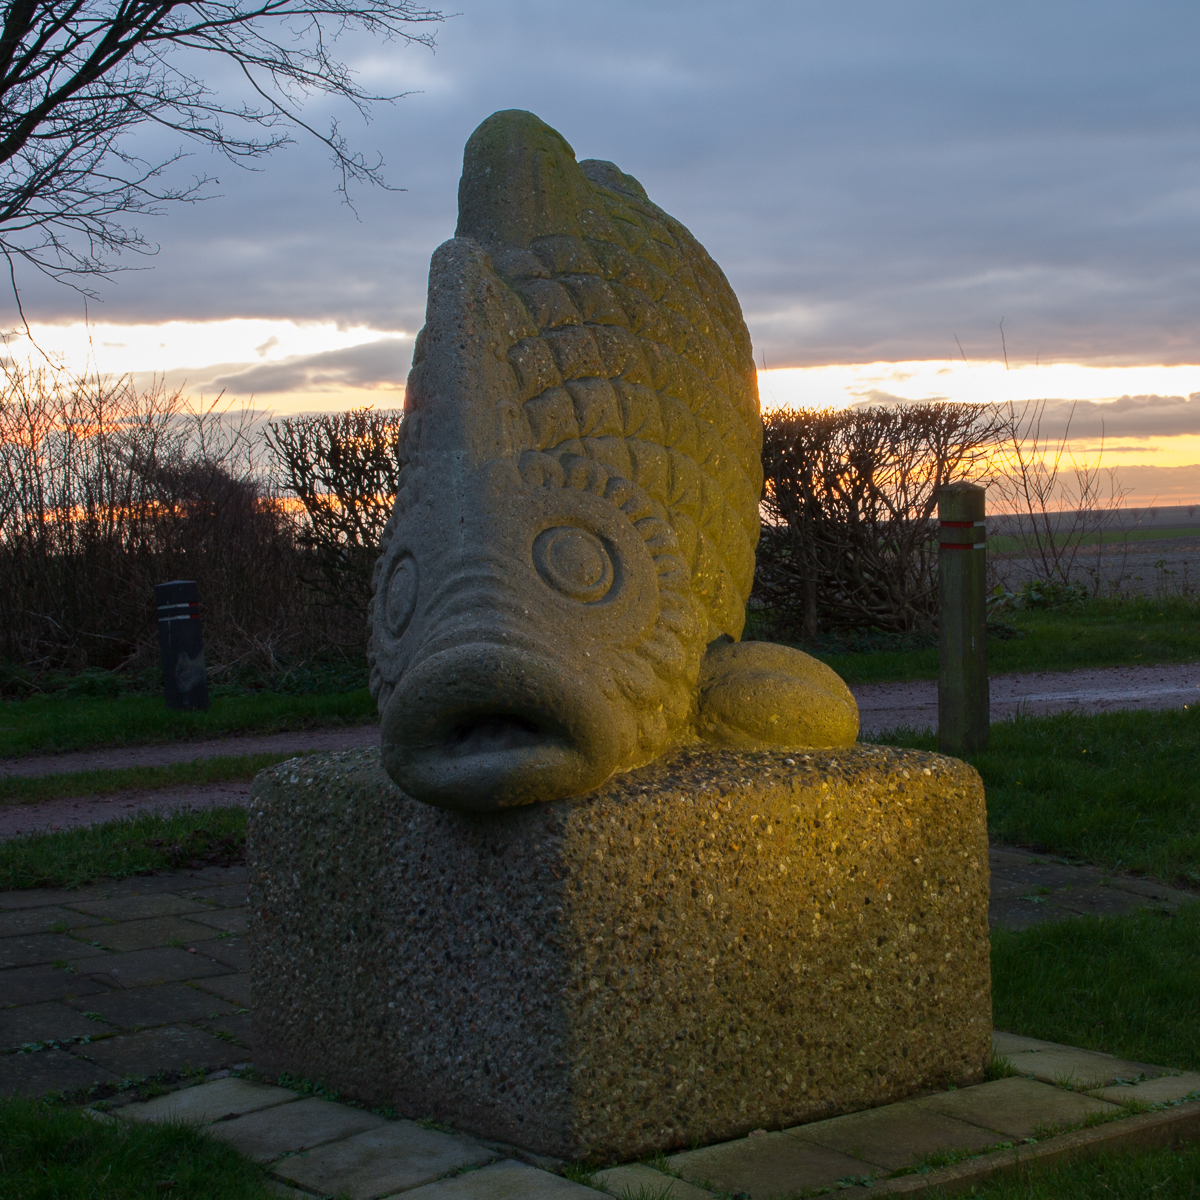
385, 552, 419, 635
533, 525, 615, 603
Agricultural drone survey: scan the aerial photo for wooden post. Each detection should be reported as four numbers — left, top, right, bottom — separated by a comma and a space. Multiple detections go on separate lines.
938, 484, 988, 755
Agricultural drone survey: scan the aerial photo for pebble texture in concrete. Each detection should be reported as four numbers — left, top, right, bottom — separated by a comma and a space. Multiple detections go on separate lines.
249, 744, 992, 1161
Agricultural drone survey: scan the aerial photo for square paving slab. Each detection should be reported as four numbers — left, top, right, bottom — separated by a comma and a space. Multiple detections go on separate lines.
75, 1024, 244, 1076
273, 1119, 496, 1198
67, 980, 240, 1029
914, 1076, 1122, 1140
209, 1095, 386, 1162
1092, 1072, 1200, 1105
789, 1100, 1005, 1170
5, 963, 112, 1005
593, 1164, 716, 1199
401, 1161, 597, 1198
0, 905, 107, 936
73, 946, 232, 988
669, 1130, 872, 1197
0, 1001, 115, 1049
0, 1046, 119, 1097
64, 894, 209, 922
0, 933, 109, 968
87, 916, 222, 953
120, 1076, 300, 1123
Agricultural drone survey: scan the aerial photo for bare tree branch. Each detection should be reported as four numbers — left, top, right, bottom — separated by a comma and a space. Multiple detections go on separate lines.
0, 0, 443, 290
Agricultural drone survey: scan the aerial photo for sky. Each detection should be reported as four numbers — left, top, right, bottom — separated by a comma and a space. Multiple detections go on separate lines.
4, 0, 1199, 500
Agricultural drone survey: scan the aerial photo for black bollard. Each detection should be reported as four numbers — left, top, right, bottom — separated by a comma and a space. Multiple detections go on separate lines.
155, 580, 210, 711
937, 484, 989, 755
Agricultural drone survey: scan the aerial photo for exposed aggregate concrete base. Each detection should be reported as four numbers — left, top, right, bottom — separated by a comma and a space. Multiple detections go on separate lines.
248, 744, 991, 1160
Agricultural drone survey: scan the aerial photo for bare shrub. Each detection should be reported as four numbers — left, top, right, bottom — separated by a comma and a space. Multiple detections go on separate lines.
988, 399, 1134, 595
754, 402, 1006, 637
0, 361, 343, 676
262, 408, 404, 616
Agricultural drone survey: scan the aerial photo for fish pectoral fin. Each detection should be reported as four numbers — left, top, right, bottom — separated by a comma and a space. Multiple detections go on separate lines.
696, 640, 859, 749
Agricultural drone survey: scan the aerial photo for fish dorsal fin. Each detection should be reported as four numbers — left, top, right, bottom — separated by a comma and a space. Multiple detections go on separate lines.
457, 110, 590, 248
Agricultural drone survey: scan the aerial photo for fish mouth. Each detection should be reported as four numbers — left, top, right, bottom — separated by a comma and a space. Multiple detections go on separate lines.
380, 643, 626, 811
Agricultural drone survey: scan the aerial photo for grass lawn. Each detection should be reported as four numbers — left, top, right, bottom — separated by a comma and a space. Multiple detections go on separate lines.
0, 688, 376, 759
0, 807, 246, 890
875, 706, 1200, 887
0, 751, 314, 807
799, 595, 1200, 686
0, 1096, 279, 1199
992, 902, 1200, 1071
927, 1142, 1200, 1199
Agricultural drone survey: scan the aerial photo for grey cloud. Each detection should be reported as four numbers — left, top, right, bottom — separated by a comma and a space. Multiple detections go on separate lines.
848, 394, 1200, 442
11, 1, 1200, 371
206, 338, 410, 395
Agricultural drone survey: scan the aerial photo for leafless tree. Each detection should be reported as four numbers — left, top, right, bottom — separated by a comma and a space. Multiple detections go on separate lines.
754, 402, 1006, 637
0, 0, 443, 292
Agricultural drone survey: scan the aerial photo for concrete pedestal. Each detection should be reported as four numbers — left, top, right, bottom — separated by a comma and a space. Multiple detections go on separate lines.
248, 745, 991, 1161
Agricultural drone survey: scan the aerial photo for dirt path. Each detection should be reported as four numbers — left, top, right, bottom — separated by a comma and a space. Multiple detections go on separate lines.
1, 661, 1195, 840
0, 724, 381, 779
855, 660, 1198, 733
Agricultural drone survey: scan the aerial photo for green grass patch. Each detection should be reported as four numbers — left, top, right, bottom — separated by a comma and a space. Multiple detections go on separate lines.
0, 1095, 278, 1199
0, 752, 303, 806
791, 595, 1200, 685
0, 688, 376, 759
992, 902, 1200, 1071
875, 706, 1200, 886
0, 807, 246, 890
987, 524, 1200, 554
925, 1141, 1200, 1199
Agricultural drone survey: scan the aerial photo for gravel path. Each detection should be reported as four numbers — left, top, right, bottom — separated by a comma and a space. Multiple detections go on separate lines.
0, 724, 381, 779
2, 661, 1196, 839
856, 660, 1199, 734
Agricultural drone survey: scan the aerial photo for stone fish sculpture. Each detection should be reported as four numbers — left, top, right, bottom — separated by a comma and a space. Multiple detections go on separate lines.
369, 110, 858, 811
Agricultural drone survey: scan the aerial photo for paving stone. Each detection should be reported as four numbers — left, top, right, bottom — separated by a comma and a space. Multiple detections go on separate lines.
1056, 886, 1159, 919
201, 1011, 253, 1046
0, 1001, 116, 1049
0, 905, 107, 936
209, 1095, 385, 1162
670, 1130, 873, 1198
0, 888, 95, 911
914, 1077, 1122, 1140
194, 883, 249, 907
992, 1032, 1057, 1056
74, 1024, 244, 1076
400, 1160, 598, 1198
186, 906, 249, 934
988, 896, 1080, 930
73, 946, 233, 988
593, 1163, 716, 1198
0, 932, 109, 968
120, 1076, 301, 1123
65, 894, 210, 922
1102, 876, 1197, 904
789, 1101, 1005, 1170
1092, 1073, 1200, 1105
197, 935, 250, 971
193, 972, 250, 1007
0, 1046, 120, 1097
89, 916, 222, 953
273, 1119, 495, 1198
4, 963, 113, 1004
1003, 1045, 1167, 1088
66, 981, 240, 1029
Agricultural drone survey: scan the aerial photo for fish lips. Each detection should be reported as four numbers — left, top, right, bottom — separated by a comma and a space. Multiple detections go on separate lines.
381, 642, 628, 811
